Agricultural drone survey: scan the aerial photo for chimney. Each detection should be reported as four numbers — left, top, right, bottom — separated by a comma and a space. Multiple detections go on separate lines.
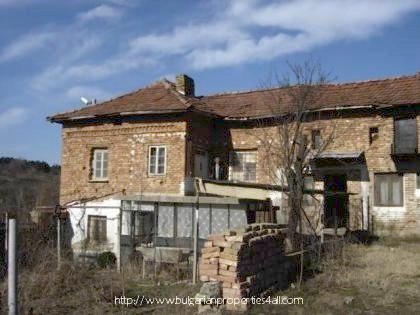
175, 74, 195, 96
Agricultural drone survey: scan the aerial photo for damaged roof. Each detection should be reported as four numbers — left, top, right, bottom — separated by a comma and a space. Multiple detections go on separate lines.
48, 73, 420, 122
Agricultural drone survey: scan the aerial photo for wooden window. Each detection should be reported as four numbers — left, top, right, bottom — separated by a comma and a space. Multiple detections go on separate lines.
311, 129, 322, 150
374, 173, 403, 207
88, 215, 107, 243
91, 149, 108, 180
369, 127, 379, 144
149, 146, 166, 175
229, 151, 257, 182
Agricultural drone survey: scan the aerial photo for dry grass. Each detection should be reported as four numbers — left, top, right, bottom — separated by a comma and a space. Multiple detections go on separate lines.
251, 236, 420, 314
1, 236, 420, 314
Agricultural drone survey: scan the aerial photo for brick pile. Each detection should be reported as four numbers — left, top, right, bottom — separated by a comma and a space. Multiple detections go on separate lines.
199, 223, 289, 311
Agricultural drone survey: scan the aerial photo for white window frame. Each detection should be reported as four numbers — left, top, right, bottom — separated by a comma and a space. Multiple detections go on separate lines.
148, 145, 167, 176
91, 148, 108, 181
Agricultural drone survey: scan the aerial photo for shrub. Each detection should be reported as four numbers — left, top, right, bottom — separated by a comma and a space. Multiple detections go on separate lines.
97, 251, 116, 269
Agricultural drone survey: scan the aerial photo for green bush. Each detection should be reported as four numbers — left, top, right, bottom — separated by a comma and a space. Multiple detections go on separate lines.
97, 251, 116, 269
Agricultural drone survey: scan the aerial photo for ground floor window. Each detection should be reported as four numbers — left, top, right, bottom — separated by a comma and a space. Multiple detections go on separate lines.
229, 151, 257, 182
374, 173, 403, 207
88, 215, 107, 243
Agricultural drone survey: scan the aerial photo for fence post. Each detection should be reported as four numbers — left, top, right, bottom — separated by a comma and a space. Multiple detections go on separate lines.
192, 207, 199, 284
8, 217, 17, 315
57, 217, 61, 271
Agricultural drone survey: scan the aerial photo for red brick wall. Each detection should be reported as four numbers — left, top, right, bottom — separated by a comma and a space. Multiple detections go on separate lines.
59, 118, 187, 204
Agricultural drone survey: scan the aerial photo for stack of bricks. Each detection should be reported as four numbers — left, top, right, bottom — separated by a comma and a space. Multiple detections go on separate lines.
199, 223, 289, 311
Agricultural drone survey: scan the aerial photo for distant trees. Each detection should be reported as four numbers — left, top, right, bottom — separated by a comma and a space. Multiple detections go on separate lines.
0, 157, 60, 213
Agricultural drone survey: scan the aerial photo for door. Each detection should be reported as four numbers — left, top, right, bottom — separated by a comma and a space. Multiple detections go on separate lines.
324, 174, 349, 228
194, 151, 208, 179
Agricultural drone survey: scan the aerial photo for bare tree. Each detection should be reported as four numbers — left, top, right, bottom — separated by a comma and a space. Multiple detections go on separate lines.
257, 60, 336, 252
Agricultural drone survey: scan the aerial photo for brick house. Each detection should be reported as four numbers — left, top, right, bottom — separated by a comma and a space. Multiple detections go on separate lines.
48, 73, 420, 264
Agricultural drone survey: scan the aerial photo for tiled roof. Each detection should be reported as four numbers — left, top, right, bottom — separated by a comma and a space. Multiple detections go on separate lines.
199, 74, 420, 119
48, 73, 420, 122
48, 80, 195, 122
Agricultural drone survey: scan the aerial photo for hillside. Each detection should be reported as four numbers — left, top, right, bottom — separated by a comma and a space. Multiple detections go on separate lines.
0, 157, 60, 212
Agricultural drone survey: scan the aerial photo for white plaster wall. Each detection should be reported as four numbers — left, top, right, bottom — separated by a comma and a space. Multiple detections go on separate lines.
67, 198, 121, 267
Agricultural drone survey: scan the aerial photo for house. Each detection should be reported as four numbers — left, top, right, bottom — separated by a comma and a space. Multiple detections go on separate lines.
48, 73, 420, 265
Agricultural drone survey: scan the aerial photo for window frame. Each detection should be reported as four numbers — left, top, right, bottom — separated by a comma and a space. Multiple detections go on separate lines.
87, 215, 107, 244
369, 127, 379, 144
374, 173, 404, 207
148, 145, 167, 176
91, 148, 109, 181
228, 150, 257, 182
311, 129, 322, 150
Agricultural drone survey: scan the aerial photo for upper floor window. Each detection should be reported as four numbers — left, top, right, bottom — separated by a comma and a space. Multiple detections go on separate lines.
374, 173, 403, 207
149, 146, 166, 175
92, 149, 108, 180
369, 127, 379, 144
303, 176, 315, 206
229, 151, 257, 182
311, 129, 322, 150
417, 173, 420, 190
393, 117, 417, 154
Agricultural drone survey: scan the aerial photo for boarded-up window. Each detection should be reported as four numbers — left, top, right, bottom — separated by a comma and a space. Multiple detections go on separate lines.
88, 215, 107, 243
91, 149, 108, 180
374, 173, 403, 207
229, 151, 257, 182
394, 117, 417, 154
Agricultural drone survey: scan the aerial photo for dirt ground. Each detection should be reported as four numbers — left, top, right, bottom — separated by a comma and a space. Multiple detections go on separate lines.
1, 237, 420, 314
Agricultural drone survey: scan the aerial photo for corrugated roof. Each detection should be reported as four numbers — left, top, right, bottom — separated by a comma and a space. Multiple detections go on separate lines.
48, 73, 420, 122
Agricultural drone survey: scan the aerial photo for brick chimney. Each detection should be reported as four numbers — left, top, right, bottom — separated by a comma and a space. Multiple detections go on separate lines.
175, 74, 195, 96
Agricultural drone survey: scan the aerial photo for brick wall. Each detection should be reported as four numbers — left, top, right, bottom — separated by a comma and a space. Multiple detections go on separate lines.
59, 118, 187, 205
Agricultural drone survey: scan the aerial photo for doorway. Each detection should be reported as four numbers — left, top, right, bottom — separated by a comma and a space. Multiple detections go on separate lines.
324, 174, 349, 228
194, 151, 208, 179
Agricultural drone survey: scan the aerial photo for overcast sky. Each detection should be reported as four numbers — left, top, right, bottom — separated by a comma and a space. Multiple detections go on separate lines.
1, 0, 420, 164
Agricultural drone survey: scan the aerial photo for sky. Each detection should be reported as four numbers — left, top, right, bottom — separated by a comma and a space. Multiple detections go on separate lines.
1, 0, 420, 165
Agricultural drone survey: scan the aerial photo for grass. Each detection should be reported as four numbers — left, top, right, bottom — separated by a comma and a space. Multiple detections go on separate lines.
1, 237, 420, 314
250, 237, 420, 314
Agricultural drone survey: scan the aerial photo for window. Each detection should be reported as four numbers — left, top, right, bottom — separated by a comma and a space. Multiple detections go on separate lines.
92, 149, 108, 180
369, 127, 379, 144
394, 117, 417, 154
311, 129, 322, 150
374, 173, 403, 207
88, 215, 107, 243
229, 151, 257, 182
303, 176, 315, 206
149, 146, 166, 175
